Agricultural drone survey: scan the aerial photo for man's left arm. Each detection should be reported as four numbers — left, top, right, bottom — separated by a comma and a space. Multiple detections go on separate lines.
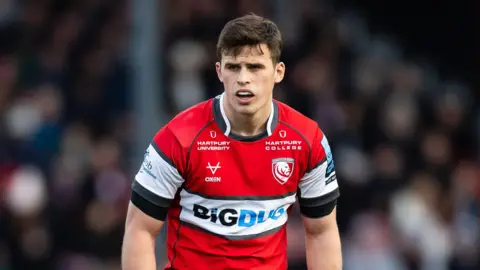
298, 128, 342, 270
302, 207, 341, 270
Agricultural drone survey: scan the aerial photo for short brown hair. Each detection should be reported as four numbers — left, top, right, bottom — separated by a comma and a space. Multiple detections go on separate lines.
216, 14, 283, 63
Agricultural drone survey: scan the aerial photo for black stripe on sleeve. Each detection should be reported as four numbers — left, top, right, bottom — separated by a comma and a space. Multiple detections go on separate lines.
132, 180, 172, 207
131, 181, 172, 221
306, 157, 326, 173
298, 188, 340, 208
300, 199, 337, 218
150, 140, 176, 168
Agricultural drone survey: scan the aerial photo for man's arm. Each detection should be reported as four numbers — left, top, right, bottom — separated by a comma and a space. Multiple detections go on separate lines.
122, 202, 164, 270
298, 126, 341, 270
122, 126, 185, 270
302, 207, 342, 270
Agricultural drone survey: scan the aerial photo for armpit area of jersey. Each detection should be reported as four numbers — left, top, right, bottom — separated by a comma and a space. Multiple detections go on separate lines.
299, 188, 339, 218
131, 181, 171, 221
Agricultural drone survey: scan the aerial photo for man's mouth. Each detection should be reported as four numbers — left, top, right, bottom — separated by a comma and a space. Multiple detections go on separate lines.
235, 90, 255, 104
235, 90, 254, 98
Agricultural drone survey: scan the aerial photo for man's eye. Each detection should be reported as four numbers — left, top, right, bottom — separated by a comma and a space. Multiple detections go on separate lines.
248, 65, 263, 70
227, 65, 240, 71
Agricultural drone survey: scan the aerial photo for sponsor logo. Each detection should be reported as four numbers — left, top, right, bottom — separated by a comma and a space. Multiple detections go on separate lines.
140, 150, 156, 179
326, 174, 337, 185
206, 162, 221, 174
279, 130, 287, 138
205, 177, 221, 182
193, 204, 286, 227
321, 136, 335, 177
197, 141, 230, 151
272, 158, 294, 184
265, 141, 302, 151
205, 162, 221, 182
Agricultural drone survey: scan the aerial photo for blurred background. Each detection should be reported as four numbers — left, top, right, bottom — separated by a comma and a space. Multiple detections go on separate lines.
0, 0, 478, 269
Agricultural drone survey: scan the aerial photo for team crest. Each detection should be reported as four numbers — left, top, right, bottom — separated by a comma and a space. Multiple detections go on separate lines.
272, 158, 294, 184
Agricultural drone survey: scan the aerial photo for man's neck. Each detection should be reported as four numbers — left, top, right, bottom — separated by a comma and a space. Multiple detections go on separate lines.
224, 101, 272, 137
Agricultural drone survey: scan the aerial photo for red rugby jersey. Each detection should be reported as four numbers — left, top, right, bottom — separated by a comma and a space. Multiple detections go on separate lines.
131, 93, 340, 270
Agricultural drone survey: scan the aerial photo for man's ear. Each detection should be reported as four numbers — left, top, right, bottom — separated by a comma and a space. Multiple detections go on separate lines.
274, 62, 285, 83
215, 62, 223, 82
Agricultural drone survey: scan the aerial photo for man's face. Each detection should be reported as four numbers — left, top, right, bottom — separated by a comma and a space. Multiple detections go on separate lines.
216, 44, 285, 116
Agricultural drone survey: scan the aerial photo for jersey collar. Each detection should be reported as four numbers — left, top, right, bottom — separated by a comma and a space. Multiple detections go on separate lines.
213, 92, 279, 142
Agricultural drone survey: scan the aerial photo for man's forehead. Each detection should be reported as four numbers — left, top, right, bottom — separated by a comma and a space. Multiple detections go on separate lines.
222, 44, 271, 62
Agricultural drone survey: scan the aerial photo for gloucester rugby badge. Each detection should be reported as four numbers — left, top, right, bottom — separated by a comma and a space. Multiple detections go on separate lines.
272, 158, 294, 184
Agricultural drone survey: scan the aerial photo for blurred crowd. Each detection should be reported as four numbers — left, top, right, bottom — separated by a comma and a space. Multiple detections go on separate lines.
0, 0, 479, 270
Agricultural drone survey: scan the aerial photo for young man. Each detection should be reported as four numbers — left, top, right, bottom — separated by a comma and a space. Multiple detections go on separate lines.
122, 14, 342, 270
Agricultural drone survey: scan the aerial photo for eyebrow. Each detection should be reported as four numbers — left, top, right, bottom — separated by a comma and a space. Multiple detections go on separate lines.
224, 62, 266, 68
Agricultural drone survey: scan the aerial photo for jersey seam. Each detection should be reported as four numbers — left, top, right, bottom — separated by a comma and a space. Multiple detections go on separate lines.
278, 120, 312, 168
169, 182, 186, 268
309, 156, 327, 172
182, 187, 296, 200
170, 206, 183, 268
185, 120, 216, 173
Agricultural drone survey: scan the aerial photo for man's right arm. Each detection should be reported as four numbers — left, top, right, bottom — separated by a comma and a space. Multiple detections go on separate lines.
122, 202, 164, 270
122, 127, 185, 270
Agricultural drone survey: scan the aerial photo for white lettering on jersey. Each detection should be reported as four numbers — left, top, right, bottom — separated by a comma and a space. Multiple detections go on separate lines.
205, 177, 221, 182
265, 140, 303, 151
179, 189, 296, 237
197, 141, 230, 151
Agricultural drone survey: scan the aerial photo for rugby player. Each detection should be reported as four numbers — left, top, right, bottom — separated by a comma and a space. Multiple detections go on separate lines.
122, 13, 342, 270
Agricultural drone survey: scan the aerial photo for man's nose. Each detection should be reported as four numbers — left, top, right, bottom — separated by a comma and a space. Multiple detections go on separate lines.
237, 68, 251, 85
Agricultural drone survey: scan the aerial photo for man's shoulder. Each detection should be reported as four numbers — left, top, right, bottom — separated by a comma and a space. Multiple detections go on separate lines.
275, 100, 320, 144
160, 99, 215, 147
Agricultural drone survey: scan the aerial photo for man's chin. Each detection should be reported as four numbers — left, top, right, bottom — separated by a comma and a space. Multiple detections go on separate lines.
233, 105, 257, 116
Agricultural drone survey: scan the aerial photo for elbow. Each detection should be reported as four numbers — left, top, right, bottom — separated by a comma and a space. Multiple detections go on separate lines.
304, 222, 337, 237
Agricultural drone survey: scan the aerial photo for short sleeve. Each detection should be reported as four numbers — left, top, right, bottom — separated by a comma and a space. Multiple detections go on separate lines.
298, 127, 339, 218
131, 126, 185, 221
